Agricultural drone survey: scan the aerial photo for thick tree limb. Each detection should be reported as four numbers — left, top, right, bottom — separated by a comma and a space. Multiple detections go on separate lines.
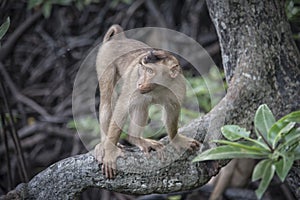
0, 78, 272, 199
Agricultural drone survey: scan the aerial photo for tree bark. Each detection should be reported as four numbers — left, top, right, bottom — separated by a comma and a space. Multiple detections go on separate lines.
2, 0, 300, 199
206, 1, 300, 198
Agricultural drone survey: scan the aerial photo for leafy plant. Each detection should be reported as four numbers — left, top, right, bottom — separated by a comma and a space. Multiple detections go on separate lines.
0, 17, 10, 45
193, 104, 300, 199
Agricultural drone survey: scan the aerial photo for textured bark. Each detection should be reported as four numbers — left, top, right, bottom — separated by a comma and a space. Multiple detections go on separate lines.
2, 0, 300, 199
206, 0, 300, 198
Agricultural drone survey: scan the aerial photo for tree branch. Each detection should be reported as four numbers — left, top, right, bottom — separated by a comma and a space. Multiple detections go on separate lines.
2, 81, 261, 199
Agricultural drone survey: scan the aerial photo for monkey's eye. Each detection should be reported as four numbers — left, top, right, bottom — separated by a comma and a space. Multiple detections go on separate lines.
146, 68, 153, 74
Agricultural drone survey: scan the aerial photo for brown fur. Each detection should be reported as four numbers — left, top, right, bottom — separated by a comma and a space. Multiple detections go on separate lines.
94, 24, 200, 178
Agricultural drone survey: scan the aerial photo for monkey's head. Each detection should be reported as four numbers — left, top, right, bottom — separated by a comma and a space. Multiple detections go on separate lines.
137, 50, 182, 94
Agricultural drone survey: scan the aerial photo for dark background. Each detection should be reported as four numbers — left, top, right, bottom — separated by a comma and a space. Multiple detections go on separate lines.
0, 0, 299, 199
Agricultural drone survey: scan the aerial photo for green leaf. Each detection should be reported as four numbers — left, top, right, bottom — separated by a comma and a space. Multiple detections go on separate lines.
269, 110, 300, 148
242, 136, 271, 150
255, 161, 275, 199
221, 125, 250, 141
254, 104, 276, 144
252, 159, 271, 181
282, 110, 300, 123
274, 154, 294, 182
214, 140, 269, 152
42, 1, 52, 18
192, 145, 268, 162
271, 122, 296, 148
295, 151, 300, 160
277, 129, 300, 152
27, 0, 44, 9
0, 17, 10, 40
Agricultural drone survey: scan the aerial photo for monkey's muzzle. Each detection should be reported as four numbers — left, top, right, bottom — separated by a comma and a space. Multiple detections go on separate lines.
138, 83, 154, 94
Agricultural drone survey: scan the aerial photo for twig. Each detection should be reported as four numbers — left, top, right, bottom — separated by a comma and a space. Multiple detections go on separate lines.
0, 111, 13, 190
18, 123, 74, 139
0, 80, 28, 182
145, 0, 168, 28
0, 62, 64, 122
121, 0, 146, 28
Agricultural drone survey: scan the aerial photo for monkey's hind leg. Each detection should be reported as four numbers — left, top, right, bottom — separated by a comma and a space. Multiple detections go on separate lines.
163, 104, 200, 152
98, 65, 118, 142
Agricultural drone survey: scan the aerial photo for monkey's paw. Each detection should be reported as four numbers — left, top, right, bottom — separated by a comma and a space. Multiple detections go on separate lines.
94, 142, 124, 179
138, 138, 164, 152
171, 134, 200, 152
127, 136, 165, 159
94, 142, 105, 162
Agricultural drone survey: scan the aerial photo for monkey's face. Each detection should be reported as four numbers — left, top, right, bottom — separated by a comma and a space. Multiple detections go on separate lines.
136, 50, 182, 94
137, 64, 156, 94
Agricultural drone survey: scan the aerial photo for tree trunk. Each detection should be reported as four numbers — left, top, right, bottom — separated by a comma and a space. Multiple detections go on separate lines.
206, 0, 300, 198
2, 0, 299, 199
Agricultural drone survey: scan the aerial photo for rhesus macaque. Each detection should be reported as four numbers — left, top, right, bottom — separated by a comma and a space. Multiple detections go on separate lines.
94, 24, 200, 179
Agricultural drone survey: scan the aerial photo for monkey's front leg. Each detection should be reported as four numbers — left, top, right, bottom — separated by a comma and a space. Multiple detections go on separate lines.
95, 120, 124, 179
164, 105, 200, 152
127, 106, 164, 156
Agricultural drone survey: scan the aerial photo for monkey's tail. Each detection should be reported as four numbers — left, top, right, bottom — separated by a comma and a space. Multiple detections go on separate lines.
103, 24, 125, 42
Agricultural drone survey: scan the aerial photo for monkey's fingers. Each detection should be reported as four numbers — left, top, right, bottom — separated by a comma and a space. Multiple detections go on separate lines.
140, 139, 164, 158
147, 139, 165, 150
102, 163, 108, 177
190, 140, 200, 150
110, 161, 117, 178
117, 142, 125, 149
139, 146, 151, 158
185, 140, 200, 151
157, 149, 165, 160
153, 142, 165, 150
103, 162, 114, 179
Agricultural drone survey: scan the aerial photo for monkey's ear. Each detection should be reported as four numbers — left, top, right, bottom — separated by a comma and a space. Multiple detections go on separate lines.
169, 65, 181, 78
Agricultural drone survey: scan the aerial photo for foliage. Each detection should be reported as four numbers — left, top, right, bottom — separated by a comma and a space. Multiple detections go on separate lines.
27, 0, 100, 18
286, 0, 300, 40
110, 0, 133, 8
186, 67, 226, 113
67, 116, 100, 148
73, 0, 101, 10
0, 17, 10, 45
193, 104, 300, 199
286, 0, 300, 21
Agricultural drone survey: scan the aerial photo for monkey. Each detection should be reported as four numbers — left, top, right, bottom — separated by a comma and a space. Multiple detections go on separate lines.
94, 24, 200, 179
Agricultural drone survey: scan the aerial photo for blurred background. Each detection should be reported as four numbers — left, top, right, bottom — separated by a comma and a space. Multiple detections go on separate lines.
0, 0, 299, 199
